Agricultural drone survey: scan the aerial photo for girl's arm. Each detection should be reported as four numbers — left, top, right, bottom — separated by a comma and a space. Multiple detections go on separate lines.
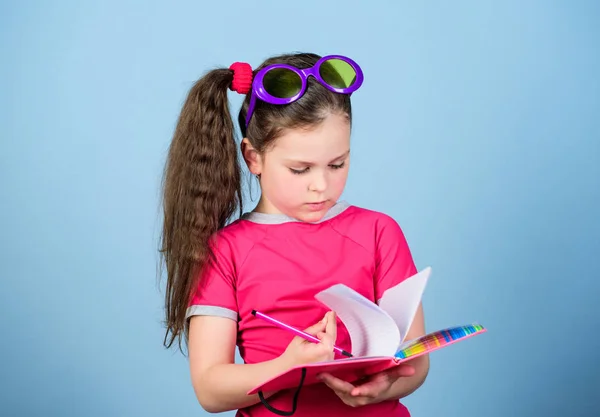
382, 303, 430, 400
188, 316, 288, 413
189, 312, 337, 413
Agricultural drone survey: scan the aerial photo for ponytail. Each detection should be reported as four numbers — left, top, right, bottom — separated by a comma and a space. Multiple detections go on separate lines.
160, 68, 243, 351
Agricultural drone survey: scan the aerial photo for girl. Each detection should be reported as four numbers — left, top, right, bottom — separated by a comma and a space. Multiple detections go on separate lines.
160, 52, 429, 416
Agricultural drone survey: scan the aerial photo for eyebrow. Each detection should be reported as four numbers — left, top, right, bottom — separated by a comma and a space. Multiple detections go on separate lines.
285, 150, 350, 166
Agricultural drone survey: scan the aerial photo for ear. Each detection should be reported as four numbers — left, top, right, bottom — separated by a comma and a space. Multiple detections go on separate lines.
241, 138, 263, 176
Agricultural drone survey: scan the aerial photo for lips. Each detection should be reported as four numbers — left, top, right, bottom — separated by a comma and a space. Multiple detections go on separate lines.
306, 201, 327, 211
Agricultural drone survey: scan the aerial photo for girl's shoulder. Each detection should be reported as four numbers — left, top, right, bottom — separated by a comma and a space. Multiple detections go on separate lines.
328, 202, 406, 233
209, 216, 266, 255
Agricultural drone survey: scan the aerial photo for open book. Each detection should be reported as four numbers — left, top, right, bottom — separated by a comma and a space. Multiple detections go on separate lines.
247, 267, 486, 395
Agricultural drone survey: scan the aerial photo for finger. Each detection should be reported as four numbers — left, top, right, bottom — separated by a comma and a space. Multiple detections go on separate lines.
317, 372, 355, 395
303, 319, 327, 335
316, 331, 334, 352
325, 311, 337, 340
350, 379, 385, 397
389, 364, 416, 378
303, 312, 329, 331
350, 365, 415, 397
318, 311, 339, 352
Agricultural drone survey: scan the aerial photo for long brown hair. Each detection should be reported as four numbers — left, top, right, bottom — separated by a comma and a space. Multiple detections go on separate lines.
160, 52, 352, 351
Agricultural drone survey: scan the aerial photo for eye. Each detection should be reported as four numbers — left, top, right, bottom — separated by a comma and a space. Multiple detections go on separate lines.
289, 167, 309, 175
330, 161, 346, 170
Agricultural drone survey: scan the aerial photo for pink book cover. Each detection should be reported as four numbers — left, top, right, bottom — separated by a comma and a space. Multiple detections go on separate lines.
248, 323, 486, 394
247, 268, 487, 395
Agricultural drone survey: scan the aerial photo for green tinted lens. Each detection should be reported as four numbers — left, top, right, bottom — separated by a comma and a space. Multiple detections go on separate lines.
319, 59, 357, 89
263, 68, 302, 98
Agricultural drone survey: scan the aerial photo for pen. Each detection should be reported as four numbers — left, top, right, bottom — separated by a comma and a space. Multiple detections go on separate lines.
251, 309, 353, 358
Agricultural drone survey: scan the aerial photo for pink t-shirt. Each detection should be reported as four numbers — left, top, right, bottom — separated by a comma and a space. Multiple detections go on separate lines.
187, 201, 418, 417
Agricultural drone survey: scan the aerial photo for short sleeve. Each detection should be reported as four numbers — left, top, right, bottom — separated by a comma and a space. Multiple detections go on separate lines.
186, 237, 238, 322
373, 215, 418, 302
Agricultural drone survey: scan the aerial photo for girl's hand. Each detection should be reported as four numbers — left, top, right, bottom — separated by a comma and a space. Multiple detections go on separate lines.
317, 364, 416, 407
280, 311, 337, 367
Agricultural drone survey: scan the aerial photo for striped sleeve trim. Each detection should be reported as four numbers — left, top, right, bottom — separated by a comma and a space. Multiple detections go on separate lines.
185, 305, 238, 322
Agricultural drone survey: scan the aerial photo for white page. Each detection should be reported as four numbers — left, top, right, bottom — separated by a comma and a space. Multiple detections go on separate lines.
378, 267, 431, 346
315, 284, 400, 357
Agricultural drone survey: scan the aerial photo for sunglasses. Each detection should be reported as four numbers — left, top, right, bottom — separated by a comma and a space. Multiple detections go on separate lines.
245, 55, 364, 128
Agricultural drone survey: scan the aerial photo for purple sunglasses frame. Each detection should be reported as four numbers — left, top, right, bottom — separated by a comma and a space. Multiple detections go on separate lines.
245, 54, 364, 128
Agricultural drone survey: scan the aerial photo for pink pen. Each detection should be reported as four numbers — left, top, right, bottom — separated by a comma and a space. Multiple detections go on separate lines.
251, 309, 353, 357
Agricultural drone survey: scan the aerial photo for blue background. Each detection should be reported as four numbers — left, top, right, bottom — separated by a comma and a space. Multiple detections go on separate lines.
1, 1, 599, 416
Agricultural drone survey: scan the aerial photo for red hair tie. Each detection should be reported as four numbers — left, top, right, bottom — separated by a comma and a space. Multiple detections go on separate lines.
229, 62, 253, 94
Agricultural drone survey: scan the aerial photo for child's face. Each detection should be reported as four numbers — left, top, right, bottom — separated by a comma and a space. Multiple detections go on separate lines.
255, 112, 351, 223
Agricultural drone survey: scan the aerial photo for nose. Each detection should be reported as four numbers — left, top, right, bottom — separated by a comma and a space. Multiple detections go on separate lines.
308, 171, 327, 193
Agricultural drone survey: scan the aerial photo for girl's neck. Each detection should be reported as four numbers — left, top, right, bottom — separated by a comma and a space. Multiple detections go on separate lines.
252, 196, 280, 215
